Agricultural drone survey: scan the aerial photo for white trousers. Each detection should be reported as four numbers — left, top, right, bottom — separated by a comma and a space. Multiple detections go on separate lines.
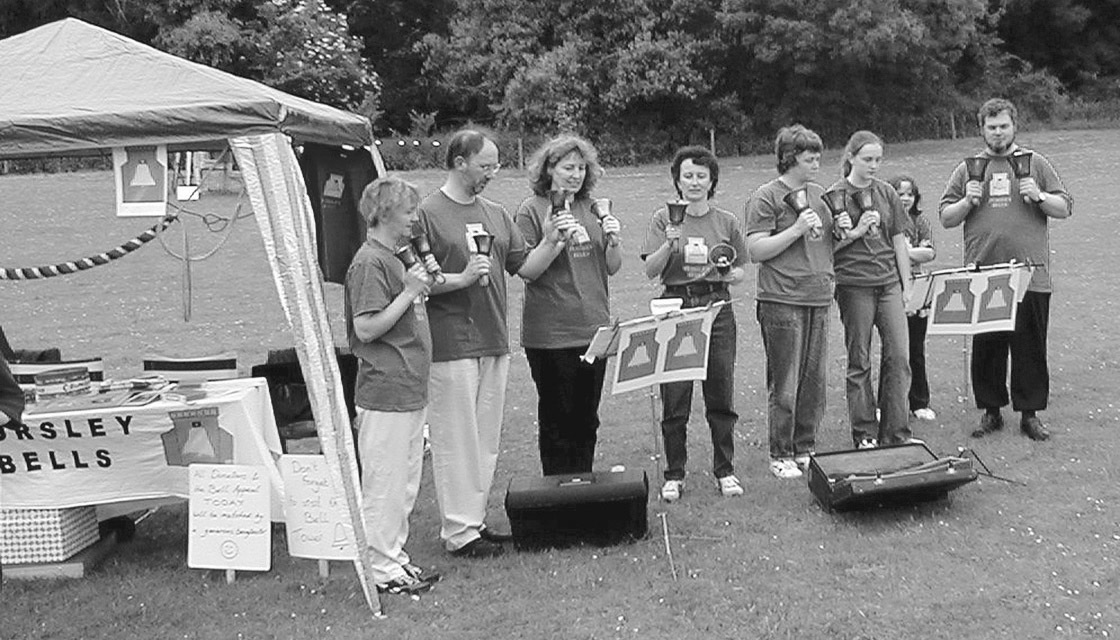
427, 355, 509, 551
355, 406, 426, 583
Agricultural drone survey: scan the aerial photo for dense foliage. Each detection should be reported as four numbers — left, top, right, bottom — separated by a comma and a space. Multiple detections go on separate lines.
2, 0, 1119, 163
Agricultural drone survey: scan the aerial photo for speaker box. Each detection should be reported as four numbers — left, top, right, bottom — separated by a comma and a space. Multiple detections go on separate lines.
505, 470, 649, 550
807, 443, 978, 512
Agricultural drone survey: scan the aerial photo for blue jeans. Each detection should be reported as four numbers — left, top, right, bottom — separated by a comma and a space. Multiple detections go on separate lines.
835, 283, 912, 445
756, 301, 829, 459
660, 303, 738, 480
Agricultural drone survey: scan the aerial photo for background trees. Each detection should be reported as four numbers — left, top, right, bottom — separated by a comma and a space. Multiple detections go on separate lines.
2, 0, 1117, 161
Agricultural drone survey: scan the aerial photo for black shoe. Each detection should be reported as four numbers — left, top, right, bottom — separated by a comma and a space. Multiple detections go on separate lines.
971, 412, 1004, 438
450, 536, 505, 558
479, 526, 513, 543
403, 563, 441, 584
376, 573, 434, 595
1020, 415, 1051, 441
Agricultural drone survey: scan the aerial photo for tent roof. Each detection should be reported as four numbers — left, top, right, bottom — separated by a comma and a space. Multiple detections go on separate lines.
0, 18, 373, 159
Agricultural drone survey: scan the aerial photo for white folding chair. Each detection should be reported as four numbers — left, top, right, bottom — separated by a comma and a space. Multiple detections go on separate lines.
142, 353, 238, 385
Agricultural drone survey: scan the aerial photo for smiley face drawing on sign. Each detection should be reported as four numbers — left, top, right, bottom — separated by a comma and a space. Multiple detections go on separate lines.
220, 540, 239, 559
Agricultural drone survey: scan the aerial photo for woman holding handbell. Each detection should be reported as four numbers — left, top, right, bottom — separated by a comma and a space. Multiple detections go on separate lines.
826, 130, 914, 450
641, 145, 747, 502
514, 134, 622, 476
745, 124, 848, 479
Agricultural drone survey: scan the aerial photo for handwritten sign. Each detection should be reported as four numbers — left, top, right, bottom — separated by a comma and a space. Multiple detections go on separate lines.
188, 464, 271, 571
279, 455, 356, 560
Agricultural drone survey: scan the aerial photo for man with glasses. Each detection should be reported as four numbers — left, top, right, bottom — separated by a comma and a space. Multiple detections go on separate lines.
416, 129, 569, 557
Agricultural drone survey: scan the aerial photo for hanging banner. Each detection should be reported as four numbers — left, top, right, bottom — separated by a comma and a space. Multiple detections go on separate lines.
113, 145, 169, 217
926, 263, 1034, 335
608, 304, 721, 395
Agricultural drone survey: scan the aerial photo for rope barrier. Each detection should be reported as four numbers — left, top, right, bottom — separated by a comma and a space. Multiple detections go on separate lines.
0, 214, 178, 280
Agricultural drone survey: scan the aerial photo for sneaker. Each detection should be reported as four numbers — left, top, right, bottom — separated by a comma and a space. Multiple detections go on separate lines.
913, 408, 937, 421
971, 412, 1004, 438
717, 475, 744, 497
857, 438, 878, 450
769, 458, 803, 479
376, 573, 433, 595
449, 536, 505, 558
793, 453, 813, 472
403, 563, 441, 584
1020, 415, 1051, 441
661, 479, 684, 502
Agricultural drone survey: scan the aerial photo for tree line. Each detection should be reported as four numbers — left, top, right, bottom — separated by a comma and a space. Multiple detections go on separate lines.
3, 0, 1118, 163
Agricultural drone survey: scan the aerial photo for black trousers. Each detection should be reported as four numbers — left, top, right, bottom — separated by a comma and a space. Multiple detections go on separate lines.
525, 346, 607, 476
907, 313, 931, 411
971, 291, 1050, 412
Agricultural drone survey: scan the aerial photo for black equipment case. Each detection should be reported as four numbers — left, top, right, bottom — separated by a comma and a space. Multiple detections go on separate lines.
807, 442, 978, 512
505, 470, 649, 550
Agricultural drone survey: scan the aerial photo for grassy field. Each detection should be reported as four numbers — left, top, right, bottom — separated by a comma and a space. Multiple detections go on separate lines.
2, 129, 1118, 639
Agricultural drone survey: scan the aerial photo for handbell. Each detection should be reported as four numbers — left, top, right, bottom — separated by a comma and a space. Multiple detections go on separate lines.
709, 243, 737, 276
591, 198, 619, 247
964, 155, 991, 205
549, 189, 569, 215
473, 232, 494, 287
1009, 150, 1032, 179
667, 201, 687, 226
852, 188, 879, 238
394, 243, 419, 269
964, 155, 990, 182
821, 189, 848, 218
821, 190, 849, 240
410, 232, 445, 283
782, 187, 821, 240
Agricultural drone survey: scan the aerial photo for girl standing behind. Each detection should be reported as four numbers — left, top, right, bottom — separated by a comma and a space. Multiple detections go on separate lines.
888, 175, 937, 421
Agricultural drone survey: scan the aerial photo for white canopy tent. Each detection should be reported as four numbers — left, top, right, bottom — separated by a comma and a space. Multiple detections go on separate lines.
0, 18, 382, 614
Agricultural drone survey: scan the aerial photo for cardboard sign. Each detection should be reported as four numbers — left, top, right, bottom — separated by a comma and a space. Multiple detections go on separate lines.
112, 145, 169, 217
927, 264, 1033, 335
610, 303, 721, 394
188, 464, 271, 571
279, 455, 356, 560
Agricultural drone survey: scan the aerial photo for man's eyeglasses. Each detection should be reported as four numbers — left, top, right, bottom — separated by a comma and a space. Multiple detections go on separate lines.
477, 162, 502, 174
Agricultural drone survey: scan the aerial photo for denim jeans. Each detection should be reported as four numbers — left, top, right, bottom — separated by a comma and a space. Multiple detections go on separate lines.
835, 283, 912, 445
660, 302, 738, 480
756, 301, 829, 459
525, 346, 607, 476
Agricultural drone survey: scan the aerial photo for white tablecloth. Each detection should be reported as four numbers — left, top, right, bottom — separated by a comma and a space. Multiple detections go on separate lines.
0, 378, 286, 520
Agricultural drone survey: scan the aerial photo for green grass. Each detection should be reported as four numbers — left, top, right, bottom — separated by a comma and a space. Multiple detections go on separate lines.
2, 129, 1119, 639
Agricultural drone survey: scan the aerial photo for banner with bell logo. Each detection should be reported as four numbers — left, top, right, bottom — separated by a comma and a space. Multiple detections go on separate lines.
920, 263, 1034, 335
609, 304, 721, 394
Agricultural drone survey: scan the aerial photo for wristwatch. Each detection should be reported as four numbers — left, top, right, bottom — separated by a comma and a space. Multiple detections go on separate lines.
1035, 192, 1048, 204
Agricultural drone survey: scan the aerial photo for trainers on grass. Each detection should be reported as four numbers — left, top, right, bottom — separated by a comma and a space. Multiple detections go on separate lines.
912, 408, 936, 421
717, 475, 744, 497
793, 453, 813, 472
661, 479, 683, 502
376, 573, 433, 595
769, 459, 803, 479
403, 563, 440, 584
